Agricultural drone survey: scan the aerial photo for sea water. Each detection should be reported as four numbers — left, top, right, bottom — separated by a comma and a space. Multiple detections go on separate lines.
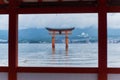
0, 43, 120, 67
18, 43, 98, 67
0, 44, 8, 66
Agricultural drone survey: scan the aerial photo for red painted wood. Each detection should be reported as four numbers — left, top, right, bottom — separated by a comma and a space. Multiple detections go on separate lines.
108, 6, 120, 12
0, 67, 8, 72
8, 14, 18, 80
9, 13, 18, 80
18, 7, 97, 13
8, 0, 18, 80
0, 9, 8, 14
98, 0, 107, 80
17, 67, 98, 73
108, 68, 120, 73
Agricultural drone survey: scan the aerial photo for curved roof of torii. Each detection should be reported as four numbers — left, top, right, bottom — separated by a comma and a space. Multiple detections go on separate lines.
46, 27, 75, 31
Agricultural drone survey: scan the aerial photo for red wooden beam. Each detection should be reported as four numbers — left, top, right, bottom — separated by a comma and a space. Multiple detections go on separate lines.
0, 9, 8, 14
18, 6, 97, 14
108, 68, 120, 73
0, 67, 9, 72
108, 6, 120, 12
17, 67, 98, 73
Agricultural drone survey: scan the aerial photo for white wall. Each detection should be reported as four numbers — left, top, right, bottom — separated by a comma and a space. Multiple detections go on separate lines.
0, 73, 8, 80
18, 73, 97, 80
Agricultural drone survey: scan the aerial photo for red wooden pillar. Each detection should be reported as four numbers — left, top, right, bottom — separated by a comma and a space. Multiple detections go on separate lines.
52, 31, 55, 49
98, 0, 107, 80
9, 0, 18, 80
52, 36, 55, 48
65, 31, 69, 49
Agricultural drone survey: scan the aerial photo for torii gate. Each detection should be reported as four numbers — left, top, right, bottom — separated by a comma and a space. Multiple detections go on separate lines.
46, 27, 75, 49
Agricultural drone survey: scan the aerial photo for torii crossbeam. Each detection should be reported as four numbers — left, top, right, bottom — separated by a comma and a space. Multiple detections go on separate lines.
46, 27, 75, 49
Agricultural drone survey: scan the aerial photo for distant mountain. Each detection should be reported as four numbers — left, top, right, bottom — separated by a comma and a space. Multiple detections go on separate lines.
1, 27, 120, 43
18, 27, 98, 43
18, 28, 51, 43
0, 30, 8, 40
108, 28, 120, 37
70, 27, 98, 38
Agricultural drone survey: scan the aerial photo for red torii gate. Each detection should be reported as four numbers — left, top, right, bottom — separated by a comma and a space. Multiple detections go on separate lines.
46, 27, 74, 49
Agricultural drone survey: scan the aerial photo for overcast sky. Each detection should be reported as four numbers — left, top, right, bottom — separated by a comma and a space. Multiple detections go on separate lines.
107, 13, 120, 29
0, 13, 120, 30
0, 15, 9, 30
18, 13, 98, 30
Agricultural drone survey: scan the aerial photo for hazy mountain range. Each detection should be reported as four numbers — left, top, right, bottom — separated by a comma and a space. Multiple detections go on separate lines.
0, 27, 120, 43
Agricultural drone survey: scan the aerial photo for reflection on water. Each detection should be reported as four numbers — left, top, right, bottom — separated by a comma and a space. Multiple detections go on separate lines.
108, 43, 120, 67
1, 43, 120, 67
18, 43, 98, 67
0, 44, 8, 66
52, 47, 68, 56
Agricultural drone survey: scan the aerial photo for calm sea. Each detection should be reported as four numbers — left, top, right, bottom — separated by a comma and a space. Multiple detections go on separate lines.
18, 43, 98, 67
0, 43, 120, 67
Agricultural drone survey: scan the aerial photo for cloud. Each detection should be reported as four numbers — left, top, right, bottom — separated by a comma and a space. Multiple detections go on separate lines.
0, 15, 9, 30
18, 13, 98, 29
108, 13, 120, 29
0, 14, 98, 30
1, 13, 120, 30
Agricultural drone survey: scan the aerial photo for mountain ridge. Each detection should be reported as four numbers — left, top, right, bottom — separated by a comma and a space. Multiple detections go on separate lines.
1, 27, 119, 43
